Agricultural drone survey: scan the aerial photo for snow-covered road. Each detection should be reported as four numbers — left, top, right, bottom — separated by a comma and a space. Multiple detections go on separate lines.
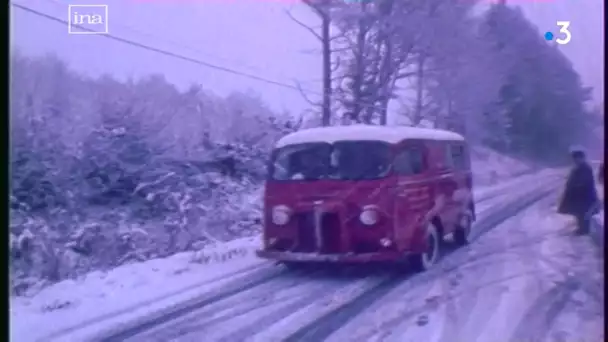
14, 169, 595, 342
87, 174, 586, 342
326, 191, 604, 342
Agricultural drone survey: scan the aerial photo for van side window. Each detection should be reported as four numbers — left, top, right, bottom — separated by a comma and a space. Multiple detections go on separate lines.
394, 147, 425, 175
449, 144, 467, 170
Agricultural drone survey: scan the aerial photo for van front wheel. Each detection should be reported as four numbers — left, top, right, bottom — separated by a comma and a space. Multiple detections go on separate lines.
408, 222, 441, 272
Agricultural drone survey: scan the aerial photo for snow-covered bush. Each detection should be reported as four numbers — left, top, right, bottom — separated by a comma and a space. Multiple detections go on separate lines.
9, 52, 297, 294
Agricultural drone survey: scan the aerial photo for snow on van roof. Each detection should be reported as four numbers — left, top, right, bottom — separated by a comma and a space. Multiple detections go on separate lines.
276, 125, 464, 148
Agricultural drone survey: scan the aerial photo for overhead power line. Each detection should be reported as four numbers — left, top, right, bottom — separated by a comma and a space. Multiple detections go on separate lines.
39, 0, 283, 78
11, 2, 481, 118
11, 2, 307, 93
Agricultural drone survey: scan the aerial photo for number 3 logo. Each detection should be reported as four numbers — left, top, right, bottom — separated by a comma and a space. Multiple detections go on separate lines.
556, 21, 571, 45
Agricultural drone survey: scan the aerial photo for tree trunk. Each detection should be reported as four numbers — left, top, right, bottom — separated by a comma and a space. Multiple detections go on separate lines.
413, 54, 425, 126
321, 2, 332, 126
351, 12, 367, 123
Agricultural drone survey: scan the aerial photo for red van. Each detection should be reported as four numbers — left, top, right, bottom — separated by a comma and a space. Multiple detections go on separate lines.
256, 125, 475, 271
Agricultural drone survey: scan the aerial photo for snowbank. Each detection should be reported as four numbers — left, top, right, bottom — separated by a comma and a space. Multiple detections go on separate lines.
471, 146, 532, 186
590, 184, 604, 251
10, 236, 263, 342
591, 212, 603, 251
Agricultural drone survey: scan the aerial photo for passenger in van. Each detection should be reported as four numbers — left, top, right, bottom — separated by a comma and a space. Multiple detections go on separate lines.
330, 142, 391, 180
292, 151, 328, 180
279, 142, 389, 181
558, 148, 600, 235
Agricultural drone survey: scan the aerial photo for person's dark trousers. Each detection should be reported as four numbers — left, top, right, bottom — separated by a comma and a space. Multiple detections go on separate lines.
575, 214, 591, 234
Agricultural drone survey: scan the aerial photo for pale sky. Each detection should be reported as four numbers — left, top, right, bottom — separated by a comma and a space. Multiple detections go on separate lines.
10, 0, 604, 119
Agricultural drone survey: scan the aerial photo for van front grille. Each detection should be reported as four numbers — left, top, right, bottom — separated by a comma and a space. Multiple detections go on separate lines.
320, 213, 341, 254
293, 211, 342, 253
294, 212, 316, 253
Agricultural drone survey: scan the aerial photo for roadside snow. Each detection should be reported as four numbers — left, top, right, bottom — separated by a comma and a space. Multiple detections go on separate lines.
595, 212, 604, 226
471, 146, 531, 186
327, 191, 603, 342
590, 184, 604, 249
10, 236, 265, 342
473, 168, 561, 201
595, 183, 604, 226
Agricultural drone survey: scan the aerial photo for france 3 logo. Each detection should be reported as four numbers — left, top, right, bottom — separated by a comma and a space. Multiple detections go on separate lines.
544, 21, 572, 45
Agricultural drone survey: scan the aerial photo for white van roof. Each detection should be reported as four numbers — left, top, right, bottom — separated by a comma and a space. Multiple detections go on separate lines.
276, 125, 464, 148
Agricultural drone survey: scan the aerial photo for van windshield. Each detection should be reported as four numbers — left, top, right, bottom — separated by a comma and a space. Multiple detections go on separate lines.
270, 141, 391, 181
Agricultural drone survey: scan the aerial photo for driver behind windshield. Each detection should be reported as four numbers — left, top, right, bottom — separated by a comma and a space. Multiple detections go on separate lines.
331, 143, 390, 180
273, 142, 389, 181
291, 151, 327, 180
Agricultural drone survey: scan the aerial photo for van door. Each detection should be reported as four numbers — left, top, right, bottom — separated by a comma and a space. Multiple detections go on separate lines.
437, 142, 471, 235
393, 141, 433, 250
434, 141, 459, 235
448, 143, 473, 221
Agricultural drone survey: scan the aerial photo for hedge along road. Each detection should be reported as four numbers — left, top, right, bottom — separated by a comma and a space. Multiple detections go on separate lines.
89, 173, 563, 342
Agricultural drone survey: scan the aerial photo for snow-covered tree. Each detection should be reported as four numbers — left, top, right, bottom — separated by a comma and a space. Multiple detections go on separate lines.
9, 52, 294, 293
480, 4, 596, 162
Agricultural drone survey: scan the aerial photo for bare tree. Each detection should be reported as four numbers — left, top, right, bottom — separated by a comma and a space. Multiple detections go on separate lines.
421, 1, 503, 137
286, 0, 339, 126
334, 1, 428, 125
336, 1, 373, 124
412, 53, 426, 126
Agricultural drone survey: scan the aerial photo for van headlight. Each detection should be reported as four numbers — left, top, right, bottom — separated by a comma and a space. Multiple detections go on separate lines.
271, 205, 291, 225
359, 205, 379, 226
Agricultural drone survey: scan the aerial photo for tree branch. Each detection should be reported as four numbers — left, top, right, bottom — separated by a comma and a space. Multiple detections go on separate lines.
293, 80, 322, 107
284, 9, 323, 41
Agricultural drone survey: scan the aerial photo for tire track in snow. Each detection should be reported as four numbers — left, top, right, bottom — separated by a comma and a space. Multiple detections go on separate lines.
128, 269, 332, 341
435, 192, 549, 342
208, 177, 558, 341
145, 268, 376, 341
375, 191, 556, 342
510, 194, 578, 341
468, 190, 602, 342
323, 182, 559, 342
173, 268, 327, 324
287, 184, 558, 342
96, 265, 289, 341
45, 262, 273, 342
93, 173, 561, 342
217, 274, 371, 342
508, 230, 604, 342
542, 256, 604, 342
438, 191, 558, 342
508, 276, 578, 342
282, 275, 405, 342
249, 274, 391, 341
329, 264, 548, 342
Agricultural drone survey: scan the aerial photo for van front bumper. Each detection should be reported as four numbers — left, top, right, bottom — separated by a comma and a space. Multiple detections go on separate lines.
256, 250, 403, 263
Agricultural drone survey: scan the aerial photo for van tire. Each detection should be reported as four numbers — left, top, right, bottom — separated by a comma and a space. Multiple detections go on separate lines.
408, 222, 441, 272
454, 209, 474, 246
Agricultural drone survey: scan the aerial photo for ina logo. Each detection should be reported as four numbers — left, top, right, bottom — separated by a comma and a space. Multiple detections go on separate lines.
68, 5, 109, 34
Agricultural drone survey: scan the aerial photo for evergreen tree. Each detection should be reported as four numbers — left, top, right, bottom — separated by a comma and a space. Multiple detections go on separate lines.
480, 4, 595, 162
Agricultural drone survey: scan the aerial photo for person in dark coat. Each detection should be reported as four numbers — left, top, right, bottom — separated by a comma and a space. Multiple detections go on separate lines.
598, 162, 604, 184
558, 149, 600, 235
